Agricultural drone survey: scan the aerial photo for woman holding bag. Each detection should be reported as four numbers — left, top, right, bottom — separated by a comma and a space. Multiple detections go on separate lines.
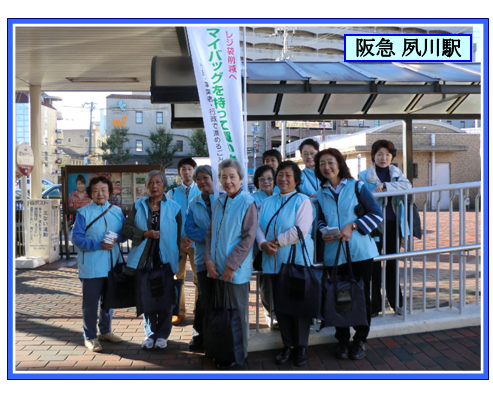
123, 170, 181, 350
204, 159, 257, 370
315, 148, 382, 360
256, 161, 314, 367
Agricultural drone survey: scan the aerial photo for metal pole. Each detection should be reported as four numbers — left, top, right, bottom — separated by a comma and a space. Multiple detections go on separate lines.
422, 194, 428, 311
402, 118, 414, 182
435, 192, 441, 310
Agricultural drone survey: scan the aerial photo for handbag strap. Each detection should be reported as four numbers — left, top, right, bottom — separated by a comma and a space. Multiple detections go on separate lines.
331, 240, 354, 279
295, 226, 312, 267
109, 244, 125, 270
265, 192, 298, 236
85, 204, 113, 232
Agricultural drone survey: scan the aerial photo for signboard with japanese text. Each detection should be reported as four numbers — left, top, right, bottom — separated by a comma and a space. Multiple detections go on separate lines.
187, 27, 246, 193
16, 143, 35, 177
26, 199, 60, 262
345, 34, 472, 62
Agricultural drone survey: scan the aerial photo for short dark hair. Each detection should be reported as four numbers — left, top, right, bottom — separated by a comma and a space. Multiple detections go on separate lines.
253, 165, 275, 189
262, 149, 282, 164
371, 140, 397, 162
276, 161, 302, 189
314, 148, 352, 186
76, 174, 86, 185
86, 176, 113, 196
299, 138, 320, 153
177, 157, 197, 170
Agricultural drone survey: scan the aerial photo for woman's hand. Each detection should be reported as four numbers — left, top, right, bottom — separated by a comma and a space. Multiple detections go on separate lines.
373, 183, 386, 193
181, 236, 193, 249
222, 266, 235, 282
261, 240, 278, 257
205, 260, 219, 279
336, 223, 355, 243
143, 230, 160, 239
101, 238, 116, 250
321, 234, 336, 244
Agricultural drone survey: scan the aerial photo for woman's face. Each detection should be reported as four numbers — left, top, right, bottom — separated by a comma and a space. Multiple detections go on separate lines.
220, 167, 242, 197
318, 154, 340, 184
90, 181, 110, 205
258, 169, 274, 194
76, 180, 85, 192
301, 144, 318, 169
147, 174, 165, 199
263, 155, 279, 171
196, 171, 214, 195
374, 147, 393, 168
276, 166, 297, 194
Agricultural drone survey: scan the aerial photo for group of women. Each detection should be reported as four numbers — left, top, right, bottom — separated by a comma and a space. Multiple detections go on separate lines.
72, 138, 412, 368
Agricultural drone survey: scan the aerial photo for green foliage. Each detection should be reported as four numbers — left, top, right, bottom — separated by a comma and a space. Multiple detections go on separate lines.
189, 129, 209, 157
145, 127, 178, 167
101, 127, 131, 164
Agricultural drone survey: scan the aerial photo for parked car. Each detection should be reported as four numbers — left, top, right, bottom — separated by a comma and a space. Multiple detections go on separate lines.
15, 178, 56, 191
15, 184, 62, 200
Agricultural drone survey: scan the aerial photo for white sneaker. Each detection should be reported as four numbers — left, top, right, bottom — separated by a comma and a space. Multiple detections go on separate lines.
141, 338, 155, 349
155, 338, 167, 349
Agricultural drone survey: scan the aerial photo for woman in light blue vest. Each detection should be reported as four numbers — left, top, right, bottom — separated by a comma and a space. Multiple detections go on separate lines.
123, 170, 181, 350
250, 165, 277, 327
359, 140, 412, 317
257, 161, 314, 367
315, 148, 383, 361
185, 165, 216, 351
298, 138, 320, 198
204, 159, 257, 370
72, 176, 126, 352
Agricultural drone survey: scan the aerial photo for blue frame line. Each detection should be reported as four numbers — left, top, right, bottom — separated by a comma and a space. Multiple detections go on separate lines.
7, 17, 489, 380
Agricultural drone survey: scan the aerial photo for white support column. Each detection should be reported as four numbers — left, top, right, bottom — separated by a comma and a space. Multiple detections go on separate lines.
29, 85, 42, 199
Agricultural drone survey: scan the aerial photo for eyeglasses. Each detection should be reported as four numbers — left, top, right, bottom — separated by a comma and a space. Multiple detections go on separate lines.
259, 177, 274, 182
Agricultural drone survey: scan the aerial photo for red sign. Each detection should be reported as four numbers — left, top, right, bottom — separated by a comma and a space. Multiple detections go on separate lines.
16, 143, 35, 177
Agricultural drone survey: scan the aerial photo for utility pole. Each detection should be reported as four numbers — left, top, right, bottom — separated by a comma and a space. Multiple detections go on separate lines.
82, 101, 96, 156
274, 27, 297, 160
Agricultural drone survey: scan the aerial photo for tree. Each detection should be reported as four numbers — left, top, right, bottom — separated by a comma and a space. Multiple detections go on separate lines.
189, 129, 209, 157
146, 127, 178, 167
100, 127, 131, 164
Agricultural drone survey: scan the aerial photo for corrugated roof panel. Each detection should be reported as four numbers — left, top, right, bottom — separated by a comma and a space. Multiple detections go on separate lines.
279, 93, 326, 115
367, 93, 417, 114
246, 93, 278, 115
403, 63, 481, 82
294, 62, 373, 81
246, 62, 305, 81
348, 62, 438, 82
323, 93, 369, 115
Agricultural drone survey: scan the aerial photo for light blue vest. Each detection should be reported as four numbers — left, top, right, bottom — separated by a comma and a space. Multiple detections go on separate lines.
259, 192, 314, 274
210, 191, 255, 285
77, 201, 124, 279
251, 190, 274, 212
298, 168, 318, 197
359, 167, 408, 237
187, 194, 215, 272
168, 182, 200, 239
316, 179, 379, 266
126, 196, 181, 273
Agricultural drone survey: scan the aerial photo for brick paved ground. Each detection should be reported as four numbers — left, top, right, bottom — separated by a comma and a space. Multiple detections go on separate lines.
13, 211, 482, 373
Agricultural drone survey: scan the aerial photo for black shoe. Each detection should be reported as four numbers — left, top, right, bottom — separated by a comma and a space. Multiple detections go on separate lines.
275, 346, 293, 365
293, 347, 308, 367
334, 341, 349, 359
189, 336, 203, 351
216, 360, 236, 370
349, 340, 366, 360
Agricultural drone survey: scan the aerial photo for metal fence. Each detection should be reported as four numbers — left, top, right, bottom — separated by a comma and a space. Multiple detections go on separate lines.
251, 181, 482, 331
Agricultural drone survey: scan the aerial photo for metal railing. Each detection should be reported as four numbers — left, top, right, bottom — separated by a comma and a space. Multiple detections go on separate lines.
251, 181, 482, 331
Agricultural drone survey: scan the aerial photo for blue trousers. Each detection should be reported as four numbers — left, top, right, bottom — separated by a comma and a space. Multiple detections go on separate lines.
80, 277, 113, 340
143, 308, 173, 340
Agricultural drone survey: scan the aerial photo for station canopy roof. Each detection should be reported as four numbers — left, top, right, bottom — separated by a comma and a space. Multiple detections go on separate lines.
14, 26, 481, 127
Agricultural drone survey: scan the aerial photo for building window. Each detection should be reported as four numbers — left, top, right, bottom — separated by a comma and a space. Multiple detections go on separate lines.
44, 151, 48, 167
84, 137, 89, 142
447, 120, 452, 125
136, 111, 143, 124
342, 120, 348, 127
460, 121, 465, 128
176, 140, 183, 152
374, 120, 380, 127
358, 120, 364, 127
156, 112, 163, 124
67, 138, 72, 143
136, 140, 143, 152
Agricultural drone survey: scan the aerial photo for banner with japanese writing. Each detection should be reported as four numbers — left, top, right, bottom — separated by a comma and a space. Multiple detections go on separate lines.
187, 27, 245, 192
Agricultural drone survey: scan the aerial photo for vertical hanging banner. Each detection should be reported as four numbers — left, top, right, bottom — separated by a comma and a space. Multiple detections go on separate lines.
187, 27, 246, 192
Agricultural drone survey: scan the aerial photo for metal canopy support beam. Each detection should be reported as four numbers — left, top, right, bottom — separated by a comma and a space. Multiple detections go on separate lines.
402, 117, 414, 182
30, 85, 42, 199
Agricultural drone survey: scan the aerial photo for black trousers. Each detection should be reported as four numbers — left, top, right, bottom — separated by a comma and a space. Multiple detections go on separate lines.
331, 258, 373, 343
271, 274, 312, 348
372, 220, 403, 314
192, 269, 214, 338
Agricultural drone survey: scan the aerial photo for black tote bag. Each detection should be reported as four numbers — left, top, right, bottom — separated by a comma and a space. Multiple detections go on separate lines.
102, 246, 136, 310
321, 241, 368, 328
273, 226, 323, 318
202, 280, 244, 365
135, 243, 174, 316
